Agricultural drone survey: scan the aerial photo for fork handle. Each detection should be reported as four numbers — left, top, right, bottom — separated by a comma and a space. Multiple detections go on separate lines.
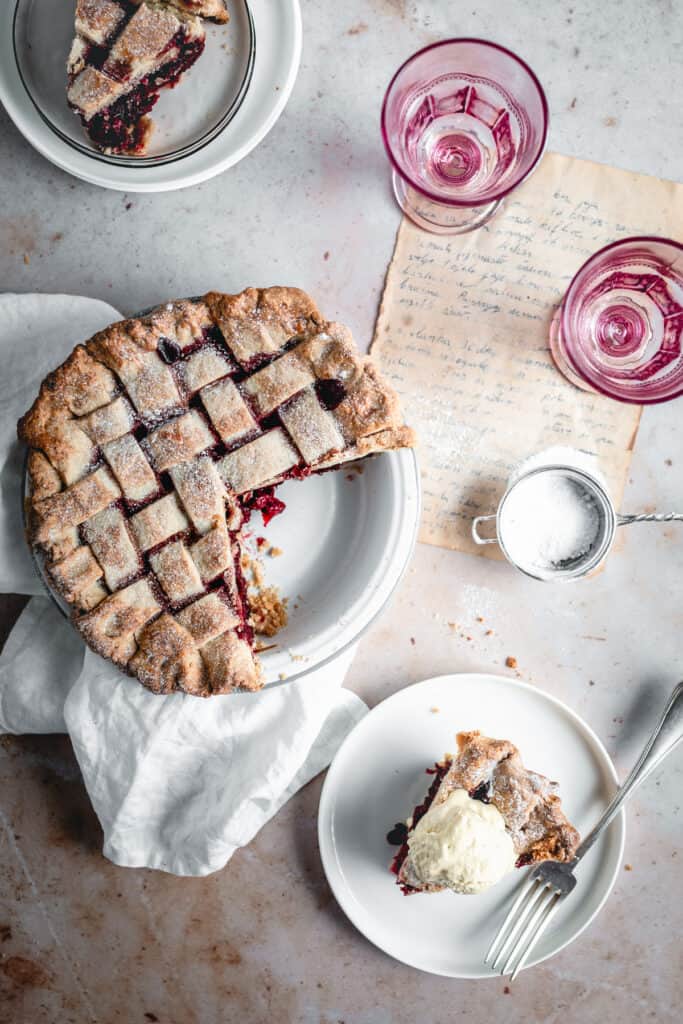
575, 681, 683, 862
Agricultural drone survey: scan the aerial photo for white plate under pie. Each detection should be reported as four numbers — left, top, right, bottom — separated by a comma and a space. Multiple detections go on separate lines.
318, 674, 625, 978
0, 0, 301, 191
25, 448, 421, 689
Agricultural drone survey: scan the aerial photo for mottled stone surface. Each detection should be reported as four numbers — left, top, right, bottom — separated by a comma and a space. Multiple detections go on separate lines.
1, 1, 682, 1022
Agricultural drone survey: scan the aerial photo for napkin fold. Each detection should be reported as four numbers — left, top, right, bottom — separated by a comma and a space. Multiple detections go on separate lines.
0, 293, 367, 876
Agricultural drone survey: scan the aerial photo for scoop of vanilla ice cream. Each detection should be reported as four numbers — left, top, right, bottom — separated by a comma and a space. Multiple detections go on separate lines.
407, 788, 515, 894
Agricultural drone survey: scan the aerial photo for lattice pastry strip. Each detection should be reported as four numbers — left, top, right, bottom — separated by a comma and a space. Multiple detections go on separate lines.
102, 434, 159, 502
130, 492, 189, 551
77, 578, 162, 666
149, 540, 204, 604
78, 396, 136, 446
279, 387, 345, 464
18, 287, 415, 697
145, 410, 215, 472
199, 378, 257, 447
82, 506, 142, 590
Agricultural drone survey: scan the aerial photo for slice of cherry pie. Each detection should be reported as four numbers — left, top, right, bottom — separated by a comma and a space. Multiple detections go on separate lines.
67, 0, 229, 155
18, 287, 415, 697
391, 731, 580, 894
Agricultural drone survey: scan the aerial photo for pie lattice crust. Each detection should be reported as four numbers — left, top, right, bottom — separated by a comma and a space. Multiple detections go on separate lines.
19, 287, 415, 697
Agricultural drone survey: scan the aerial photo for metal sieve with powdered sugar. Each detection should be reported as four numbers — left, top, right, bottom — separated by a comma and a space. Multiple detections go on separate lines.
472, 447, 617, 581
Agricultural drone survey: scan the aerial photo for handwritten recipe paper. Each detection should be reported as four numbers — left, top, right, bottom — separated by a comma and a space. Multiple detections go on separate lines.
372, 152, 683, 556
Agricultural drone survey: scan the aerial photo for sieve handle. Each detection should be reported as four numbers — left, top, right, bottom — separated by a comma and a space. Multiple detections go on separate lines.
617, 512, 683, 526
472, 514, 499, 545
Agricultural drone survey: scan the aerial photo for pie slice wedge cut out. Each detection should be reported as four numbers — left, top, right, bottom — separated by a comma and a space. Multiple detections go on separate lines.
392, 730, 580, 893
66, 0, 229, 156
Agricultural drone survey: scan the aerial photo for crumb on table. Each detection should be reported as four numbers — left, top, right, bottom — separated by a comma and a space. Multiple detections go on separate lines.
430, 706, 440, 713
624, 863, 633, 871
268, 546, 283, 558
505, 656, 518, 669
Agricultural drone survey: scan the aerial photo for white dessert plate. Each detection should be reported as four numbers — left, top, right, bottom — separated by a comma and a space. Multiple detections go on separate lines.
318, 674, 624, 978
0, 0, 301, 191
25, 448, 421, 690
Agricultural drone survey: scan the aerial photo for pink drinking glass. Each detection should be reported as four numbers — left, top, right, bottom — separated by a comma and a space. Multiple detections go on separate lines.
550, 237, 683, 404
380, 39, 549, 235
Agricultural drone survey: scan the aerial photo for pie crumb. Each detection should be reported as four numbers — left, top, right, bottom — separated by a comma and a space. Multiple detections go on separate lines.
624, 863, 633, 871
251, 586, 288, 637
506, 656, 518, 669
278, 672, 287, 681
430, 706, 440, 713
268, 546, 283, 558
447, 621, 458, 631
485, 629, 494, 636
23, 253, 30, 266
476, 616, 484, 622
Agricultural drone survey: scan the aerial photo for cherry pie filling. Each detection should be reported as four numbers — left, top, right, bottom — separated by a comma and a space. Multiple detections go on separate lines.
72, 29, 205, 154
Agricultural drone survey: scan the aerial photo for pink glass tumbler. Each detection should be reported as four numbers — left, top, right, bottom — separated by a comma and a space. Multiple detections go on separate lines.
381, 39, 548, 235
550, 237, 683, 404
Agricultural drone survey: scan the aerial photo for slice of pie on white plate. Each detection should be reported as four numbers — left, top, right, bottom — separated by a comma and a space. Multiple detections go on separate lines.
67, 0, 229, 155
391, 731, 580, 895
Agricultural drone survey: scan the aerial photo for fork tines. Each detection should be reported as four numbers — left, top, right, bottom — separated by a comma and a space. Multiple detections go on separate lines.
485, 874, 564, 981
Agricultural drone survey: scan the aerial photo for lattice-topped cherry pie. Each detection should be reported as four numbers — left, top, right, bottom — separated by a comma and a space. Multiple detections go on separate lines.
67, 0, 229, 155
392, 731, 580, 893
18, 287, 415, 697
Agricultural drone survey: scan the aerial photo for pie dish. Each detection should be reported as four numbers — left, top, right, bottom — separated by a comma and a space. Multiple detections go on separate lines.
392, 730, 580, 893
18, 286, 415, 697
67, 0, 229, 155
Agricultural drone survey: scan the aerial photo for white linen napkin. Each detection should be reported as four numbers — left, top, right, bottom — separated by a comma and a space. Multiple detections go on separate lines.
0, 293, 367, 876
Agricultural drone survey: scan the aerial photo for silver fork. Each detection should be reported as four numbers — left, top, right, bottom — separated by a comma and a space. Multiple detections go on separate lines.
485, 680, 683, 981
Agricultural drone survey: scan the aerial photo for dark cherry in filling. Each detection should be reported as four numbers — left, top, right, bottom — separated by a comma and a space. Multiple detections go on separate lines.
315, 378, 347, 410
469, 780, 492, 804
241, 487, 287, 528
158, 337, 182, 364
386, 822, 409, 846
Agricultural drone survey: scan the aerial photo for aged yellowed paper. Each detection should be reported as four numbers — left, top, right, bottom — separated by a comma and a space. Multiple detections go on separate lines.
372, 152, 682, 556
